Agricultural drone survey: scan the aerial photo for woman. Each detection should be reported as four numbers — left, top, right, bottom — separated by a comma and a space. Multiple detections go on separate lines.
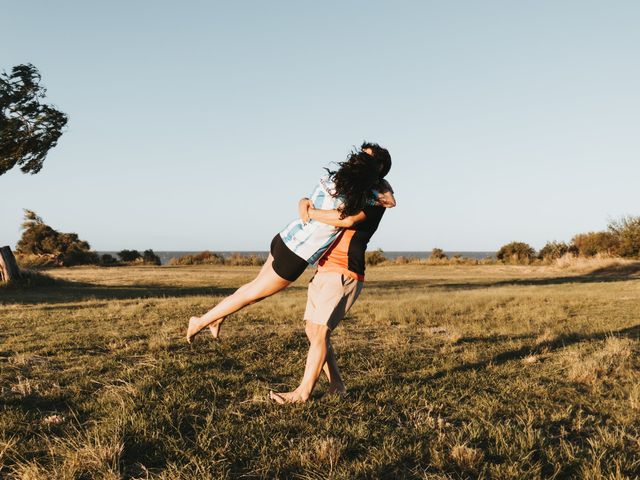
186, 146, 394, 342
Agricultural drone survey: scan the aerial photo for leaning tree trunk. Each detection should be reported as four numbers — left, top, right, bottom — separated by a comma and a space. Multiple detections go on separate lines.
0, 246, 21, 283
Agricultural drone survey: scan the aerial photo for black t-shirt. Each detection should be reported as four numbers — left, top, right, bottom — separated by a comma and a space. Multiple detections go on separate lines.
346, 206, 386, 276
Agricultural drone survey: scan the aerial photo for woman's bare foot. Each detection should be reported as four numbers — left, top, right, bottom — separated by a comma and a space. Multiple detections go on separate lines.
209, 318, 224, 339
186, 316, 203, 344
269, 389, 308, 404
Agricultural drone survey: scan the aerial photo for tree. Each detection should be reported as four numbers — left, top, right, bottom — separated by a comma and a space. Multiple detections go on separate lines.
1, 64, 68, 175
16, 209, 98, 266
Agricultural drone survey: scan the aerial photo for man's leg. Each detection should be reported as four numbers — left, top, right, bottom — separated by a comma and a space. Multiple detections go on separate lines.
270, 321, 330, 403
323, 339, 346, 395
270, 273, 361, 404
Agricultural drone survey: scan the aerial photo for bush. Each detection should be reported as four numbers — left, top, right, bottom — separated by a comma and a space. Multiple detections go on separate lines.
117, 250, 142, 263
225, 253, 264, 266
100, 254, 118, 266
15, 253, 59, 269
168, 251, 265, 266
394, 256, 409, 265
571, 231, 618, 257
479, 256, 497, 265
365, 249, 387, 266
538, 241, 575, 261
448, 255, 478, 265
15, 210, 98, 266
142, 249, 161, 266
496, 241, 536, 264
429, 248, 448, 261
168, 251, 225, 266
608, 216, 640, 257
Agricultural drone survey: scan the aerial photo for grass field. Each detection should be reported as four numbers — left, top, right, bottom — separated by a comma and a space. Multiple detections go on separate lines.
1, 262, 639, 479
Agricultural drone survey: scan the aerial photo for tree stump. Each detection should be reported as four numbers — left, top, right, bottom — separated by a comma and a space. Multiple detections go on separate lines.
0, 246, 21, 283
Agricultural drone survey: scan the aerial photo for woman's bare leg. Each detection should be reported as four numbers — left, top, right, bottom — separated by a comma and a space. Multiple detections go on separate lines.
208, 318, 225, 339
207, 279, 259, 339
186, 254, 291, 342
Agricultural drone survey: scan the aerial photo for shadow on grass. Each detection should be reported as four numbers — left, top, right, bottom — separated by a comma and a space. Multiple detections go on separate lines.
0, 279, 241, 306
1, 277, 313, 306
367, 261, 640, 292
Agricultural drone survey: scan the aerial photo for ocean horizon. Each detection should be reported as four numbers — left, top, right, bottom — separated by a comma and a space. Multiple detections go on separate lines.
98, 251, 497, 265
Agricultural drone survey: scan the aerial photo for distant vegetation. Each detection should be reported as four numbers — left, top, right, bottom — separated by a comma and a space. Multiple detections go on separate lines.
365, 249, 387, 266
365, 214, 640, 267
13, 209, 161, 269
10, 207, 640, 270
496, 242, 536, 264
498, 215, 640, 265
537, 241, 575, 261
429, 248, 447, 261
117, 249, 161, 266
168, 251, 264, 266
15, 210, 98, 267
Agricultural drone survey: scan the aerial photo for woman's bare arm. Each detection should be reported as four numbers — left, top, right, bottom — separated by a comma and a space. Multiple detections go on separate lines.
298, 198, 366, 227
308, 207, 367, 228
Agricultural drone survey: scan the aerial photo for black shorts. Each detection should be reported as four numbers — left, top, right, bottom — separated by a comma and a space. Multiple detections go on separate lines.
270, 234, 309, 282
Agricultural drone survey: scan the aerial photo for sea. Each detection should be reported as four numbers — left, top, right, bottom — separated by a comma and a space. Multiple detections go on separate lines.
98, 251, 496, 266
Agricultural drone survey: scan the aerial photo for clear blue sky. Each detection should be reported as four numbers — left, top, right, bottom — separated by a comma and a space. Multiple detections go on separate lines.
2, 1, 639, 252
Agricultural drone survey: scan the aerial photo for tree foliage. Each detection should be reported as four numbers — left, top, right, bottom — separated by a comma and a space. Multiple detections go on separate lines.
1, 63, 68, 175
608, 216, 640, 258
16, 209, 98, 266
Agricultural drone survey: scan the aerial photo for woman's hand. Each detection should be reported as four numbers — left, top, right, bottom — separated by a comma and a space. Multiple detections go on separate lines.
298, 198, 314, 223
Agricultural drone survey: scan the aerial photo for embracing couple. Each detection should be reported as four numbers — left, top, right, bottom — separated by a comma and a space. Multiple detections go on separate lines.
186, 142, 395, 404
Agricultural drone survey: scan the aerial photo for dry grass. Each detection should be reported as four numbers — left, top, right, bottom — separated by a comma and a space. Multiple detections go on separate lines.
551, 253, 630, 272
450, 444, 484, 473
564, 336, 634, 385
1, 263, 639, 478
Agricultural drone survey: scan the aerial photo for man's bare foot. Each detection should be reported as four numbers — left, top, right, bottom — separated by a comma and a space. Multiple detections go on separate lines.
209, 318, 224, 339
186, 316, 203, 344
269, 390, 308, 404
327, 385, 347, 397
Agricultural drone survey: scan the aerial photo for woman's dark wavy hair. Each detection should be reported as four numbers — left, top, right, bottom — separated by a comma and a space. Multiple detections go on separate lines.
326, 151, 381, 218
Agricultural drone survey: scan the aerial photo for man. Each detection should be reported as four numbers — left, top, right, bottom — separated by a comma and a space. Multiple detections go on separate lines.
269, 143, 394, 404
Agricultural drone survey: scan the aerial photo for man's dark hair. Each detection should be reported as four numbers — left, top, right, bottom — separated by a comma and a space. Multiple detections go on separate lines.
361, 141, 391, 179
326, 152, 381, 218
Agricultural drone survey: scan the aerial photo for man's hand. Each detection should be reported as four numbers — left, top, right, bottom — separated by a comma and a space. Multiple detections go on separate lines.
298, 197, 314, 223
375, 185, 396, 208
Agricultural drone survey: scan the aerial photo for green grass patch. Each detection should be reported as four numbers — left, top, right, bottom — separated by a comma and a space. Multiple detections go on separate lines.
1, 264, 639, 478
